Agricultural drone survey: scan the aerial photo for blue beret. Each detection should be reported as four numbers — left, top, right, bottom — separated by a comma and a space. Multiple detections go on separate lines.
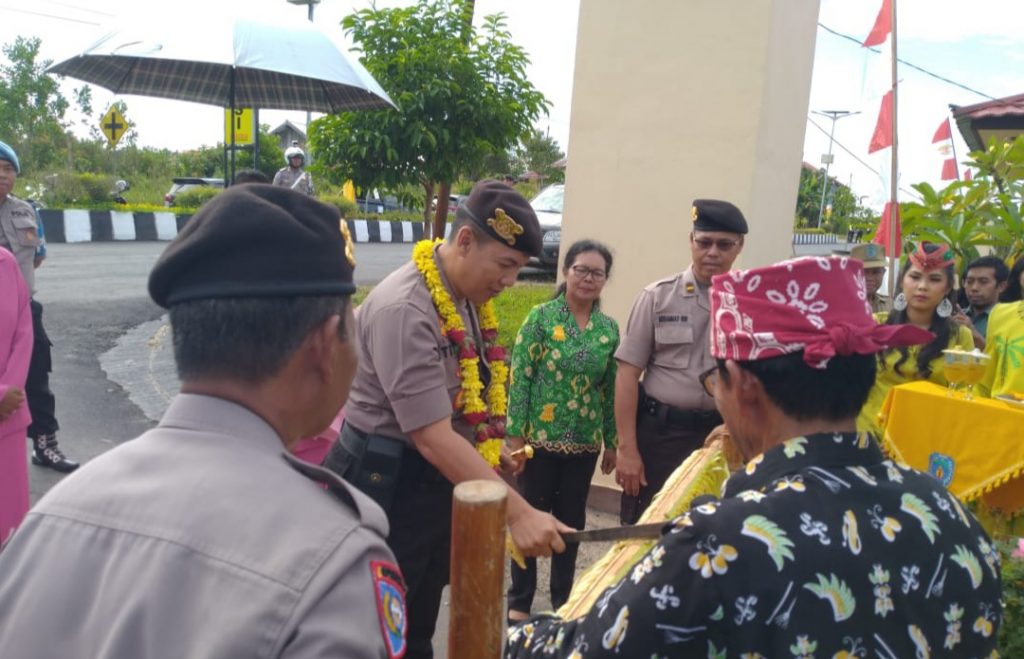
0, 141, 20, 174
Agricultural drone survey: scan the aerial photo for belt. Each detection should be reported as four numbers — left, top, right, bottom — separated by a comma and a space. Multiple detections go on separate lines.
640, 392, 722, 431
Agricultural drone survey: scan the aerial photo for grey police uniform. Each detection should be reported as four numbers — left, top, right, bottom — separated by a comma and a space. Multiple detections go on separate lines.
273, 167, 315, 196
325, 248, 484, 659
0, 194, 39, 293
615, 264, 722, 523
0, 394, 403, 659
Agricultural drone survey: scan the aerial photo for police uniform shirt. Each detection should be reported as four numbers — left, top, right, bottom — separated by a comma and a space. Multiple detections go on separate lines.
0, 394, 406, 659
506, 432, 1002, 658
869, 291, 891, 314
614, 265, 716, 411
273, 167, 315, 196
0, 195, 39, 293
344, 245, 485, 444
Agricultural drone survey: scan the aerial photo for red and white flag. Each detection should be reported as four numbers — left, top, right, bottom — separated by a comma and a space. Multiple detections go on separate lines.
873, 202, 902, 257
869, 90, 895, 154
864, 0, 895, 154
932, 118, 958, 180
863, 0, 893, 47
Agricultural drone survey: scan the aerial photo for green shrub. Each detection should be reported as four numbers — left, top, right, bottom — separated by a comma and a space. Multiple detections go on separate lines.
1000, 540, 1024, 655
174, 186, 221, 209
43, 172, 115, 206
321, 194, 359, 219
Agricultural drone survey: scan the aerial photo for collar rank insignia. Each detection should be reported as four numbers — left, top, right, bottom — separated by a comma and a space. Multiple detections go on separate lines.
487, 208, 524, 246
339, 219, 357, 267
686, 282, 696, 294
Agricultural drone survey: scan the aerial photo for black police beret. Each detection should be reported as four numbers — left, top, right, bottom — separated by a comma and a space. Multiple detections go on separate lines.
149, 184, 356, 308
691, 199, 749, 235
456, 179, 542, 257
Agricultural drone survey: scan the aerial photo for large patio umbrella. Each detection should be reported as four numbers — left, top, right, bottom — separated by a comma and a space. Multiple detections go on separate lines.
47, 12, 395, 113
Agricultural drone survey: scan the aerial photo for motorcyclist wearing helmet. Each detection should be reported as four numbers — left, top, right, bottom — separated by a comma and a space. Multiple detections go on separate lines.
273, 141, 315, 197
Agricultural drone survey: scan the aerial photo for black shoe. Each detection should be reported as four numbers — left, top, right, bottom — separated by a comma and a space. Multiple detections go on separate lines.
31, 434, 79, 473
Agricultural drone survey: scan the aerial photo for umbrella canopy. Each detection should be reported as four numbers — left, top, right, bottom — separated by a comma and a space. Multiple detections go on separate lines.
48, 12, 394, 113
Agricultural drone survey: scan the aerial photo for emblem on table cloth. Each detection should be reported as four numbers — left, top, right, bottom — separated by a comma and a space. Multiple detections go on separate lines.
370, 560, 407, 658
928, 452, 956, 487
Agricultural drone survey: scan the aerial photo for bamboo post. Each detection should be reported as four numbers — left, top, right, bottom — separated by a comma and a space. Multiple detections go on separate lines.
449, 480, 507, 659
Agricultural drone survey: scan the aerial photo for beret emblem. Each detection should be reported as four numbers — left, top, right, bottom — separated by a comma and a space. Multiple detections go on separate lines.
692, 205, 699, 222
339, 220, 357, 267
487, 208, 524, 246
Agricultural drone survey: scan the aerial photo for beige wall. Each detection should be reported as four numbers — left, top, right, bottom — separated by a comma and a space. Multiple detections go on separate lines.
561, 0, 820, 323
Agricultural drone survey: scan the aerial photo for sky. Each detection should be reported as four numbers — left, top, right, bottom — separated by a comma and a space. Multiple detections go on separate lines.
1, 0, 1022, 209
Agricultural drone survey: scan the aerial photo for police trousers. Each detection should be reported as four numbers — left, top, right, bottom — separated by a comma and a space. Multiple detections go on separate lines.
619, 409, 717, 524
26, 299, 58, 438
507, 447, 599, 614
324, 424, 452, 659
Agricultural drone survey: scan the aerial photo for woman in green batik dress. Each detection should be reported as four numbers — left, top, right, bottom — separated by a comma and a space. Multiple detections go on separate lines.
505, 239, 619, 624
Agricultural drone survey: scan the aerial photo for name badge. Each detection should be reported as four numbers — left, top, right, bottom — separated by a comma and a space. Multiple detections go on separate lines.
657, 315, 688, 323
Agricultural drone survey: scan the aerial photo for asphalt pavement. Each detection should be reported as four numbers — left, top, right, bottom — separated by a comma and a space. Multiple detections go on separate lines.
28, 240, 613, 654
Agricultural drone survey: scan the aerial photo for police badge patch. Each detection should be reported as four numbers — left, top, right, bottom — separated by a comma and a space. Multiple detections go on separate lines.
371, 560, 407, 658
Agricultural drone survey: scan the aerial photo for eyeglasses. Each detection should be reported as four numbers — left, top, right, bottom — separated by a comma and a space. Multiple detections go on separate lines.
570, 265, 607, 281
692, 237, 741, 252
699, 366, 719, 396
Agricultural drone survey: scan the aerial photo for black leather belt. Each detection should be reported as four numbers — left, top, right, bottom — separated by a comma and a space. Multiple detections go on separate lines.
640, 389, 722, 431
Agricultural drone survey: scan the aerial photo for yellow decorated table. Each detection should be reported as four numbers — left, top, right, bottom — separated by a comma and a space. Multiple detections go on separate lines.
879, 380, 1024, 515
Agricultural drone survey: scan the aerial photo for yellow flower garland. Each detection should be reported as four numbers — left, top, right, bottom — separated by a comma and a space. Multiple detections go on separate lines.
412, 239, 507, 466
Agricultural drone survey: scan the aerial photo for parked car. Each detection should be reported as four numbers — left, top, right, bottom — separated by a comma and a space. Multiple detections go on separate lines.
164, 177, 224, 206
529, 184, 564, 269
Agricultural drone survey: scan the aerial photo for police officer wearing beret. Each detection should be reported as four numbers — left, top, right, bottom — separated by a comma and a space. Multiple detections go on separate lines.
0, 140, 78, 473
324, 179, 571, 658
614, 199, 747, 523
0, 186, 409, 659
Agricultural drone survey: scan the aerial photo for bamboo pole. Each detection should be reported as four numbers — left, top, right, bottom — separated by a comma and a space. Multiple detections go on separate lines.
449, 480, 507, 659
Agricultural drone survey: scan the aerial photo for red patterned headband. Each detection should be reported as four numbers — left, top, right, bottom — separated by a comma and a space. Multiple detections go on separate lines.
710, 257, 934, 369
907, 242, 955, 272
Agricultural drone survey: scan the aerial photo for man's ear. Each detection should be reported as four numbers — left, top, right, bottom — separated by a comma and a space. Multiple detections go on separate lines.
455, 225, 474, 252
724, 360, 762, 405
997, 280, 1009, 294
308, 314, 342, 379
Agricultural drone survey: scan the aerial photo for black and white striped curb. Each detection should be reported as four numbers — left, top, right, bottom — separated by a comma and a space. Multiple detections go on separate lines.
37, 209, 451, 244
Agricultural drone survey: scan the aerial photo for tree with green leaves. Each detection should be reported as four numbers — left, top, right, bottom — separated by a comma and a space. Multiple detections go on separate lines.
793, 166, 873, 234
311, 0, 549, 236
898, 136, 1024, 270
0, 36, 71, 171
515, 129, 565, 184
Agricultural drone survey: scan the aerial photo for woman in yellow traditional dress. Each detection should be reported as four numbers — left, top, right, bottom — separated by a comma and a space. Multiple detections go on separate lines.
858, 242, 974, 436
978, 295, 1024, 399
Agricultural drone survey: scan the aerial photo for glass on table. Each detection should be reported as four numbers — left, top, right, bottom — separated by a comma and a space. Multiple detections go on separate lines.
960, 349, 991, 401
942, 349, 968, 398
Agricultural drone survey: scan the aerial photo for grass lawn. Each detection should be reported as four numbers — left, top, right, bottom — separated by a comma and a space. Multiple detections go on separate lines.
352, 281, 555, 346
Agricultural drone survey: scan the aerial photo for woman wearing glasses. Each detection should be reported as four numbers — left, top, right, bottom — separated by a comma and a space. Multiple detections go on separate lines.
857, 241, 974, 437
505, 239, 619, 623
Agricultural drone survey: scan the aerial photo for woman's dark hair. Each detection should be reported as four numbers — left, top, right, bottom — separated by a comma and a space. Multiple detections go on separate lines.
554, 239, 614, 300
880, 242, 954, 377
1001, 255, 1024, 302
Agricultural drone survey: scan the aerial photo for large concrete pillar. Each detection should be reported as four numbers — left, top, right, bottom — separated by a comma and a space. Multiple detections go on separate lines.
561, 0, 820, 322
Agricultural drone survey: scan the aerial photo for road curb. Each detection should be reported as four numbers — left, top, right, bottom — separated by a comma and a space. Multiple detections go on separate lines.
38, 209, 448, 244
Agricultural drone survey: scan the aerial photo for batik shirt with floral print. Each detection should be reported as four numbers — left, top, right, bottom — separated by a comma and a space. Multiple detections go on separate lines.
505, 433, 1002, 658
507, 295, 619, 454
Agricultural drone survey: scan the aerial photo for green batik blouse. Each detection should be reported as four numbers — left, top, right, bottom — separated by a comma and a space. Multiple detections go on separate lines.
507, 294, 620, 454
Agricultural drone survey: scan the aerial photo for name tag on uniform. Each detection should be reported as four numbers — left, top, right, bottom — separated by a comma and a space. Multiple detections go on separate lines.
657, 315, 688, 323
433, 342, 457, 360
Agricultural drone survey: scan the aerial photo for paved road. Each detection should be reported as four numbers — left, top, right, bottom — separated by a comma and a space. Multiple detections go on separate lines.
27, 241, 583, 654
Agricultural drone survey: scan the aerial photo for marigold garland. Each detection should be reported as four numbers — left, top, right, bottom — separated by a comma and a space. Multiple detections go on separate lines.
413, 239, 507, 467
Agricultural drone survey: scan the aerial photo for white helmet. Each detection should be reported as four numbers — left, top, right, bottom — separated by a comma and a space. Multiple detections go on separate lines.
285, 145, 305, 165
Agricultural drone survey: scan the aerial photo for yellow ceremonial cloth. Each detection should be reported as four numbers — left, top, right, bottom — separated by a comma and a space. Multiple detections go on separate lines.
879, 380, 1024, 513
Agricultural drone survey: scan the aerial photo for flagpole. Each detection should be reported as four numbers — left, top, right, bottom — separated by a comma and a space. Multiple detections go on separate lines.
887, 0, 899, 300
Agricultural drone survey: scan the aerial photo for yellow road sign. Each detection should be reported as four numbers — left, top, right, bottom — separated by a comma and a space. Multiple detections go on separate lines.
100, 107, 127, 147
225, 108, 254, 145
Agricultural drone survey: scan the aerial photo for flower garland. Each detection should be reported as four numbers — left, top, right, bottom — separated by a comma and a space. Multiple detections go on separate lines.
413, 239, 508, 467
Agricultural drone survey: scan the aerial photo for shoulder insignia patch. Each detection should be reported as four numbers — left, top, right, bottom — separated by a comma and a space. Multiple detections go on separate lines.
372, 560, 407, 658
